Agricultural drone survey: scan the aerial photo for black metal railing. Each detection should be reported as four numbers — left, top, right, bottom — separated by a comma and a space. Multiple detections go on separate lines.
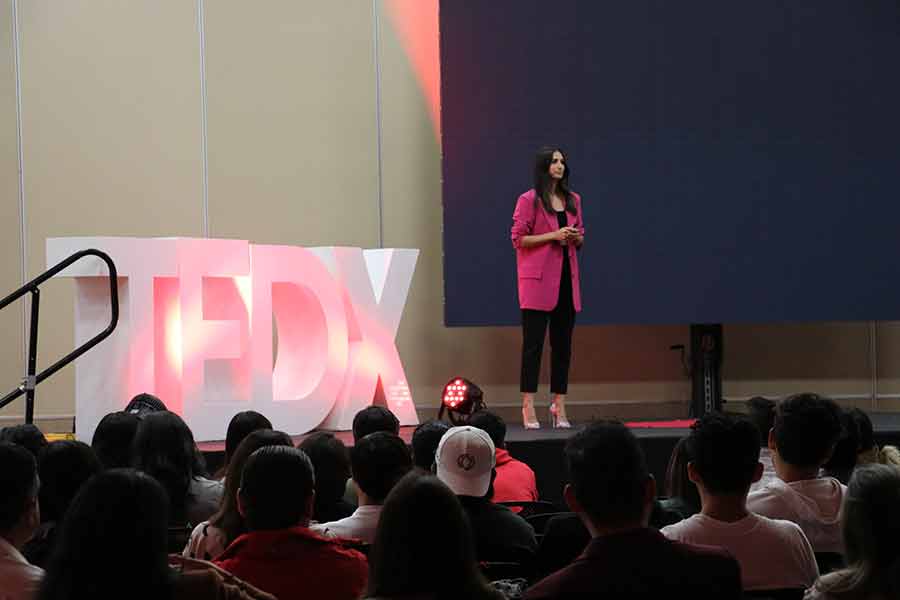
0, 249, 118, 424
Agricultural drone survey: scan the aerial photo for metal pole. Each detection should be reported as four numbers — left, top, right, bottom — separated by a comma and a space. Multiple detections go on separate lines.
25, 288, 39, 424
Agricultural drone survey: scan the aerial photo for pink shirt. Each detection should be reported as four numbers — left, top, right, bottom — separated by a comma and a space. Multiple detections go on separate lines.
510, 189, 584, 312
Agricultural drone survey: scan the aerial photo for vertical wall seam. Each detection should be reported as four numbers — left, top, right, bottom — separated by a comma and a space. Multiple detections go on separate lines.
12, 0, 27, 370
870, 321, 878, 410
372, 0, 385, 248
198, 0, 210, 237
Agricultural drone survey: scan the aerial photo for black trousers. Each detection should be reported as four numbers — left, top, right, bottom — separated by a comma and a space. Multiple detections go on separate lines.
520, 301, 576, 394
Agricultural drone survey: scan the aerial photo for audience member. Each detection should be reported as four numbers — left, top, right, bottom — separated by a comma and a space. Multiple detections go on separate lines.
0, 442, 43, 600
661, 412, 819, 591
804, 464, 900, 600
123, 392, 168, 416
214, 446, 368, 600
852, 407, 900, 467
132, 411, 223, 527
184, 429, 293, 560
91, 411, 140, 469
525, 421, 740, 599
23, 441, 102, 568
298, 432, 355, 523
37, 468, 272, 600
658, 436, 701, 519
435, 426, 537, 563
343, 406, 401, 507
216, 411, 273, 479
313, 432, 412, 544
468, 410, 539, 508
747, 395, 778, 492
0, 424, 48, 459
748, 393, 846, 554
364, 471, 503, 600
823, 408, 862, 484
411, 419, 450, 471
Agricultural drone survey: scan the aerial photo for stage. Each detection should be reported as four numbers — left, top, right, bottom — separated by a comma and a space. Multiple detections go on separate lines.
199, 412, 900, 509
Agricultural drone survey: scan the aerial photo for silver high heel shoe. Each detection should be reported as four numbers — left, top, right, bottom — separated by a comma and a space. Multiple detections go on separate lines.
522, 404, 541, 430
550, 402, 572, 429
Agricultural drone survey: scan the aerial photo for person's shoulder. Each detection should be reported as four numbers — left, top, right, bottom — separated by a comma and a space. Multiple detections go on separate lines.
517, 189, 537, 203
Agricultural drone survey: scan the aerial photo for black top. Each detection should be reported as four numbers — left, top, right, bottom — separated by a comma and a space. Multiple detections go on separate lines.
457, 495, 538, 563
555, 211, 573, 311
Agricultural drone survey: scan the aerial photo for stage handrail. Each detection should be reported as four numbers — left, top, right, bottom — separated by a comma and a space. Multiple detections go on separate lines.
0, 249, 118, 424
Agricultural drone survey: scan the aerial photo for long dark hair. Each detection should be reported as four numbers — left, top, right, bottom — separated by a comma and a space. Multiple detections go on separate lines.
38, 469, 174, 600
367, 472, 503, 600
209, 429, 293, 546
664, 436, 701, 514
533, 146, 576, 215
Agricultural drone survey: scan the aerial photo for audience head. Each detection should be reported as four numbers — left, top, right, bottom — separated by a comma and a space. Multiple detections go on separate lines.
38, 441, 102, 523
0, 423, 48, 458
686, 412, 761, 495
37, 469, 172, 600
351, 432, 412, 504
850, 407, 876, 453
367, 472, 500, 600
467, 410, 507, 450
565, 420, 653, 530
211, 429, 293, 545
224, 410, 272, 465
91, 411, 140, 469
238, 446, 315, 531
298, 431, 351, 520
435, 426, 495, 498
352, 406, 399, 443
411, 419, 450, 470
823, 408, 862, 484
123, 392, 167, 417
771, 393, 843, 469
746, 396, 776, 447
664, 436, 701, 513
0, 442, 40, 546
131, 411, 198, 521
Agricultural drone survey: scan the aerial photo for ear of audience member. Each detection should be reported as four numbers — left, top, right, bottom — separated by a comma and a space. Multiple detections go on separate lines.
823, 409, 861, 484
351, 406, 399, 444
298, 432, 354, 523
747, 396, 776, 447
0, 441, 43, 598
526, 421, 741, 600
184, 429, 293, 561
468, 410, 539, 508
91, 411, 140, 469
132, 411, 223, 527
806, 464, 900, 600
365, 471, 503, 600
0, 424, 48, 459
23, 441, 102, 569
659, 436, 700, 519
219, 411, 273, 478
411, 419, 450, 471
661, 412, 819, 592
37, 468, 272, 600
215, 446, 369, 600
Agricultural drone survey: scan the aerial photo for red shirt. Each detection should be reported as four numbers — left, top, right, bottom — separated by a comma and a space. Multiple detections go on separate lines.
491, 448, 538, 507
214, 526, 367, 600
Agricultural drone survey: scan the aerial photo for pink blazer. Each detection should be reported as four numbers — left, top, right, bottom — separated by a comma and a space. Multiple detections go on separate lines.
510, 189, 584, 312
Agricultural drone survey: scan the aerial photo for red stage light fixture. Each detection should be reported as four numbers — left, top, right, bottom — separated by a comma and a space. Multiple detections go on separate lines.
437, 376, 484, 425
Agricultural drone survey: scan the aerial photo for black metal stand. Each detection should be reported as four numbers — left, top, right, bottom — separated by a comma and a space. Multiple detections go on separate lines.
690, 324, 723, 417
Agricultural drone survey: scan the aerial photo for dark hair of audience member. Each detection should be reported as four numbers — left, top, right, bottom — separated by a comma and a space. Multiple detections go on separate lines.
468, 410, 506, 449
812, 464, 900, 599
132, 411, 200, 523
352, 406, 399, 443
224, 411, 272, 466
687, 412, 760, 494
663, 436, 701, 515
411, 419, 450, 471
209, 429, 293, 547
823, 409, 861, 484
37, 441, 102, 523
773, 393, 843, 468
566, 420, 650, 527
0, 441, 38, 536
849, 407, 875, 453
0, 424, 48, 459
239, 446, 314, 531
298, 432, 352, 522
351, 432, 412, 503
38, 469, 173, 600
367, 472, 503, 600
746, 396, 776, 447
91, 411, 140, 469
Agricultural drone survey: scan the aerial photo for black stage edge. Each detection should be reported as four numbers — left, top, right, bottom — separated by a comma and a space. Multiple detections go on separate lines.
200, 413, 900, 509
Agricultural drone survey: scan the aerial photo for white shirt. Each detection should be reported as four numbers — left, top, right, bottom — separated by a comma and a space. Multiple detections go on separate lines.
311, 505, 382, 544
0, 536, 43, 600
747, 477, 846, 554
183, 520, 228, 561
662, 512, 819, 591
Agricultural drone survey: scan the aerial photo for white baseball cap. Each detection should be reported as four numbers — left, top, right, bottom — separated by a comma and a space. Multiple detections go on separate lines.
435, 425, 496, 497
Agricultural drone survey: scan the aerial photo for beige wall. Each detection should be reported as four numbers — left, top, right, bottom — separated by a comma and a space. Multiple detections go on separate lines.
0, 1, 893, 432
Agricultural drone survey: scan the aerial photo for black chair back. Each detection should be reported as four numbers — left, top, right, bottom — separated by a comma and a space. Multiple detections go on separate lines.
743, 589, 805, 600
497, 500, 559, 518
